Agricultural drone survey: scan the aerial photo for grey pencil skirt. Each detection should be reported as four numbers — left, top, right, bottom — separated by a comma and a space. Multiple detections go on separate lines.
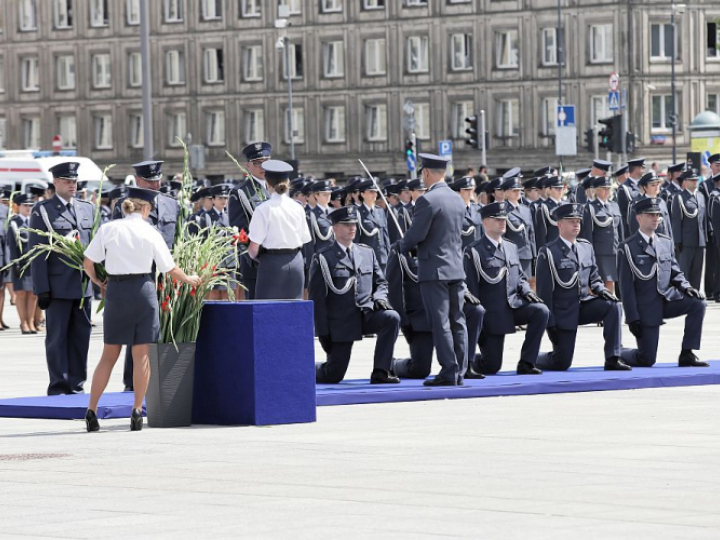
255, 250, 304, 300
103, 274, 159, 345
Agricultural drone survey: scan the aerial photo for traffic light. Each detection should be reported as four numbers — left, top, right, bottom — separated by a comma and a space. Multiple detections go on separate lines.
598, 115, 623, 153
625, 132, 635, 153
584, 129, 594, 152
465, 115, 479, 149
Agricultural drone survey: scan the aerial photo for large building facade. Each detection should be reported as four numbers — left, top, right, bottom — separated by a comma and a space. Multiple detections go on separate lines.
0, 0, 718, 179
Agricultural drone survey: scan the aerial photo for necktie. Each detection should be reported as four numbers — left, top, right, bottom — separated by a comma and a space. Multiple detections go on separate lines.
66, 202, 76, 220
572, 243, 578, 261
346, 247, 355, 268
649, 237, 654, 248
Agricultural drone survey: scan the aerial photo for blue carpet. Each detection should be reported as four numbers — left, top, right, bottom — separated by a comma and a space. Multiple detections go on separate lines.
0, 362, 719, 420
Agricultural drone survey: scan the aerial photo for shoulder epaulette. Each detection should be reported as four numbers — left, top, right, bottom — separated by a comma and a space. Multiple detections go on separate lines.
576, 238, 591, 244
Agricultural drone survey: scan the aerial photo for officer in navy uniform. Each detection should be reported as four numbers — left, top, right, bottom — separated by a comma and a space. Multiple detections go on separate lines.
187, 186, 212, 236
581, 176, 623, 293
535, 203, 637, 371
8, 194, 37, 334
399, 179, 425, 231
572, 168, 592, 204
228, 142, 272, 299
502, 176, 537, 283
398, 153, 468, 386
521, 177, 539, 208
0, 189, 9, 331
451, 176, 484, 248
618, 197, 708, 367
356, 179, 391, 271
202, 184, 232, 228
613, 164, 630, 202
29, 162, 95, 395
660, 162, 686, 211
464, 202, 549, 375
534, 175, 565, 248
671, 168, 707, 290
703, 156, 720, 299
113, 160, 180, 391
305, 180, 335, 269
309, 206, 400, 384
706, 172, 720, 301
618, 157, 644, 238
627, 172, 673, 240
384, 181, 406, 244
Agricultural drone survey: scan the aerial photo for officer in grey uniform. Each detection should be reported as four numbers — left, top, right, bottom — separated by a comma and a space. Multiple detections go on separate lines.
451, 176, 484, 248
228, 142, 272, 299
309, 206, 400, 384
29, 162, 95, 395
398, 153, 468, 386
356, 179, 391, 271
502, 176, 536, 280
534, 175, 565, 248
671, 168, 707, 290
628, 172, 673, 240
618, 157, 644, 238
535, 203, 637, 371
465, 202, 548, 375
618, 197, 708, 367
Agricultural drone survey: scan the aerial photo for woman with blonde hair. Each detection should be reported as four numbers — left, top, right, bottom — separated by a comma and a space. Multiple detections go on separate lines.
82, 188, 200, 432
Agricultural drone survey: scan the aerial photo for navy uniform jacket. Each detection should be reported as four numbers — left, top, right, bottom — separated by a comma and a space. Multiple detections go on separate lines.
464, 237, 533, 335
0, 204, 7, 270
307, 205, 334, 253
100, 205, 111, 224
671, 189, 707, 247
7, 215, 31, 276
627, 195, 673, 240
29, 196, 94, 299
618, 232, 692, 326
387, 205, 405, 244
228, 176, 269, 234
396, 202, 414, 234
386, 246, 431, 332
399, 182, 465, 282
203, 207, 229, 228
536, 237, 607, 330
580, 199, 623, 256
709, 191, 720, 247
308, 242, 389, 342
504, 202, 536, 261
186, 209, 206, 236
617, 180, 640, 238
661, 181, 682, 212
534, 198, 562, 247
112, 192, 179, 248
460, 204, 484, 249
356, 204, 391, 269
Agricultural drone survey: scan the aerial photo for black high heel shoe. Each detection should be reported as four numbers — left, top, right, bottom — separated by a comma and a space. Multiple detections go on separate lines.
85, 409, 100, 432
130, 409, 143, 431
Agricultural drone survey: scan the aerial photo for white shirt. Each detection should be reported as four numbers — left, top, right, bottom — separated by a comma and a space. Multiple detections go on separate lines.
55, 194, 74, 208
486, 235, 502, 249
560, 236, 577, 251
85, 213, 175, 274
639, 231, 656, 245
248, 192, 311, 249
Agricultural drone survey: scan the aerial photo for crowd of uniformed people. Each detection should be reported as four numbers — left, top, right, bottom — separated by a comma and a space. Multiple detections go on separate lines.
0, 141, 715, 420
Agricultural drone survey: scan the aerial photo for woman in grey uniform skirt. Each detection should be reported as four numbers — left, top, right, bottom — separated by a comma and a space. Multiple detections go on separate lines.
82, 188, 200, 432
248, 160, 311, 300
7, 194, 38, 334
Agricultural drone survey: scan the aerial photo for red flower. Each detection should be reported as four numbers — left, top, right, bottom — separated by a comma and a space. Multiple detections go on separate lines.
173, 278, 178, 285
200, 263, 209, 271
161, 301, 170, 312
158, 282, 163, 291
238, 229, 249, 243
190, 288, 196, 297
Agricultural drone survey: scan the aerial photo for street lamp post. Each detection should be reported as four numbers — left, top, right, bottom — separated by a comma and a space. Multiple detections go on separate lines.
139, 0, 153, 160
275, 16, 295, 161
670, 3, 685, 163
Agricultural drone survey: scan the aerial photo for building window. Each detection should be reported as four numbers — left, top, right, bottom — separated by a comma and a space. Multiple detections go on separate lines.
126, 0, 140, 25
541, 97, 558, 138
53, 0, 73, 29
201, 0, 223, 20
22, 117, 40, 148
366, 104, 387, 142
496, 98, 520, 142
407, 36, 429, 73
451, 101, 473, 139
652, 94, 678, 131
405, 0, 427, 5
708, 22, 719, 58
0, 119, 6, 149
244, 109, 265, 143
281, 43, 303, 79
451, 33, 473, 71
0, 58, 4, 93
206, 110, 226, 145
363, 0, 384, 9
589, 24, 613, 63
415, 103, 430, 140
242, 45, 264, 81
495, 30, 519, 69
129, 114, 143, 147
240, 0, 260, 17
164, 0, 184, 22
203, 48, 225, 83
58, 116, 77, 148
708, 93, 720, 114
324, 106, 346, 143
56, 55, 76, 90
590, 95, 609, 126
92, 53, 111, 89
364, 38, 386, 75
284, 107, 305, 144
93, 114, 113, 149
19, 0, 37, 31
541, 27, 560, 66
322, 41, 344, 78
165, 50, 186, 85
279, 0, 302, 15
168, 111, 186, 146
128, 52, 142, 87
651, 23, 677, 60
322, 0, 342, 13
21, 57, 39, 92
90, 0, 110, 27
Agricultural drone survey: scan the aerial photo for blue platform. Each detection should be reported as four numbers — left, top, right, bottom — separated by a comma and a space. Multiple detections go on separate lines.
0, 362, 718, 421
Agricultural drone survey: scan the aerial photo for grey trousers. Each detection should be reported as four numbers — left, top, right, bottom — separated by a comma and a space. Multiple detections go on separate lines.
677, 246, 704, 290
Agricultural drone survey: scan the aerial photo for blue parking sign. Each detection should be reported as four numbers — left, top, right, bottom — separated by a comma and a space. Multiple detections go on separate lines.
438, 140, 453, 157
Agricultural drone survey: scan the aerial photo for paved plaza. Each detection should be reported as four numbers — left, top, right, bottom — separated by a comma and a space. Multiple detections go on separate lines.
0, 297, 719, 539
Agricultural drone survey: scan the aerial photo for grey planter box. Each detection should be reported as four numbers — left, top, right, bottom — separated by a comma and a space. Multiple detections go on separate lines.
147, 342, 196, 428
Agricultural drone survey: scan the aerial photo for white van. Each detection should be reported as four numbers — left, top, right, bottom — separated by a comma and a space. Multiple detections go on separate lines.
0, 154, 109, 195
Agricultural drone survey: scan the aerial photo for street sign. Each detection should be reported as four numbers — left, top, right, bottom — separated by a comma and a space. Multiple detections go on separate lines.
52, 135, 62, 153
609, 91, 620, 111
406, 151, 416, 173
556, 105, 575, 127
556, 105, 577, 156
438, 140, 453, 157
703, 150, 711, 168
609, 72, 620, 92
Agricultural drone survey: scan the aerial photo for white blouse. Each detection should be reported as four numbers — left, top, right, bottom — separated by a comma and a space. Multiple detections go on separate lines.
248, 192, 311, 249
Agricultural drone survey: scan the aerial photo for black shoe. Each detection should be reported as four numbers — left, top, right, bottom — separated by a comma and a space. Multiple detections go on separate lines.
423, 377, 458, 387
370, 369, 400, 384
517, 361, 542, 375
678, 351, 709, 367
604, 357, 632, 371
464, 365, 486, 379
21, 330, 32, 335
456, 377, 464, 386
85, 409, 100, 432
130, 409, 143, 431
123, 386, 133, 392
1, 322, 9, 329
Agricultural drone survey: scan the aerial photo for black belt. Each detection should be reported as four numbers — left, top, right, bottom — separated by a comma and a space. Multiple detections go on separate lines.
106, 273, 151, 282
263, 248, 301, 255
